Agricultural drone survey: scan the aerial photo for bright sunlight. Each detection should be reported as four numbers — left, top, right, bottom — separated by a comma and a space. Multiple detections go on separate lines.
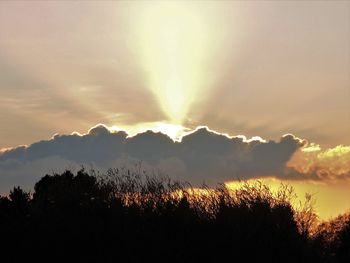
138, 3, 209, 124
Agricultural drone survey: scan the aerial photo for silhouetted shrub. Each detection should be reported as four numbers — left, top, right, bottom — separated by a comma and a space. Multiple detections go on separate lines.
0, 168, 348, 262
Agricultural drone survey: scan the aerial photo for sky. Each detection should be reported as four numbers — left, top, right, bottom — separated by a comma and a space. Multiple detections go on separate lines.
0, 1, 349, 218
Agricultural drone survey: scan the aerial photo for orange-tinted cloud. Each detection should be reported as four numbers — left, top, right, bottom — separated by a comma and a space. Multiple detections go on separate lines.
288, 144, 350, 181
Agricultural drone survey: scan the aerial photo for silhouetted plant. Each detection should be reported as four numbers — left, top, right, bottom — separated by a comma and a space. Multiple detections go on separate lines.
0, 168, 348, 263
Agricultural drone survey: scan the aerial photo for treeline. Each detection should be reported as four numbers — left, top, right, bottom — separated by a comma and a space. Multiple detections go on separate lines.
0, 168, 349, 262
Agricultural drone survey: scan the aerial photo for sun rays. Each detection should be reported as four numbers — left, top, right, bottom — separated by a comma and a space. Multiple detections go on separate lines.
137, 2, 210, 125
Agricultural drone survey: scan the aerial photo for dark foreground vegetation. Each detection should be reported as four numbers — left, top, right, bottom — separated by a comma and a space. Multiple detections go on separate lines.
0, 168, 349, 263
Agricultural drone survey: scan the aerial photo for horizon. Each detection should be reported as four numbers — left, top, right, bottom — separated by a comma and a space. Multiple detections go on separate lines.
1, 122, 349, 219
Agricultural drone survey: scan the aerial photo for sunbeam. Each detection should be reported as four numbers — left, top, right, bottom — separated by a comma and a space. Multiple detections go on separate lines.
137, 3, 210, 124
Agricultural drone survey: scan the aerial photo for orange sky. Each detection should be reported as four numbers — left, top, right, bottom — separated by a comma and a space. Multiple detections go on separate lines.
0, 1, 349, 148
226, 178, 350, 220
0, 1, 349, 219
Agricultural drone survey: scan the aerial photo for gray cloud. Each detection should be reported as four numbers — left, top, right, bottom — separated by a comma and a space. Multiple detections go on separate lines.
0, 124, 309, 192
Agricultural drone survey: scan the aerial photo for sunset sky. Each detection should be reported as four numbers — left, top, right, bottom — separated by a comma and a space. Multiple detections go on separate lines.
0, 1, 349, 219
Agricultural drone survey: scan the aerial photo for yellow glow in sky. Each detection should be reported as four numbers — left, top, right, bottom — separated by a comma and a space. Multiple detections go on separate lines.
138, 3, 209, 124
226, 178, 350, 220
110, 121, 187, 141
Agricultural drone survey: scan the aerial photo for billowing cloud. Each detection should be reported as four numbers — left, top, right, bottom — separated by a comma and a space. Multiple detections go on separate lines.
287, 144, 350, 181
0, 124, 349, 192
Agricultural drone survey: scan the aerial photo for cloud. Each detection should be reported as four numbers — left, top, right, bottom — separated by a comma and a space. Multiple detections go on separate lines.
0, 124, 348, 193
287, 145, 350, 181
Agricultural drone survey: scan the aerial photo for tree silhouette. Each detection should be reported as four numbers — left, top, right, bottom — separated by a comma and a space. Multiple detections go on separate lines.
0, 168, 348, 262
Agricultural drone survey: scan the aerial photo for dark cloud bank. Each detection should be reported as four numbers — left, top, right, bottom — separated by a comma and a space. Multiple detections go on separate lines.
0, 124, 308, 192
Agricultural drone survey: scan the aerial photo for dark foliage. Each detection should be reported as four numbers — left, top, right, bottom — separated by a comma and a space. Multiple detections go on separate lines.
0, 168, 348, 263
